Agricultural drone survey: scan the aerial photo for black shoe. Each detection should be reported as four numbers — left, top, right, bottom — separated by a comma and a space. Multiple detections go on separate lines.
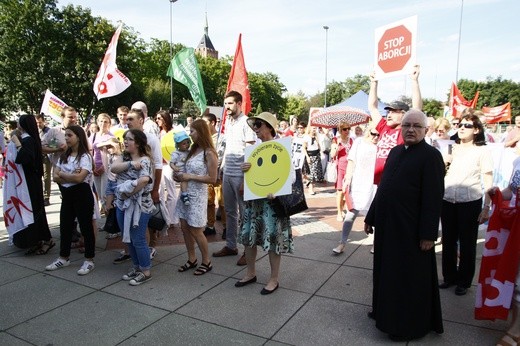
260, 283, 279, 295
203, 227, 216, 236
367, 311, 375, 320
221, 228, 226, 240
235, 276, 257, 287
455, 286, 467, 296
439, 282, 453, 289
113, 253, 131, 264
44, 198, 50, 206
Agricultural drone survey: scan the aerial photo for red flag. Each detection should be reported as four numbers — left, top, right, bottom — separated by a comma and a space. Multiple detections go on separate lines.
449, 83, 479, 118
475, 190, 520, 321
482, 103, 512, 124
220, 34, 251, 133
93, 23, 131, 100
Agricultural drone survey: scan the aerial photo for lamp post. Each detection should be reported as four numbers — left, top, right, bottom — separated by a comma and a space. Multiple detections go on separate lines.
169, 0, 178, 108
455, 0, 464, 83
323, 25, 329, 108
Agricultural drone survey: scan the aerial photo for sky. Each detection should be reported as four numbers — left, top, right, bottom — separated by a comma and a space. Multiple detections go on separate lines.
59, 0, 519, 105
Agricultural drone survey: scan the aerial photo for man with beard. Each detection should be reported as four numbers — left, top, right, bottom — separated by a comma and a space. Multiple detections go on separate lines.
212, 91, 256, 265
368, 65, 422, 185
364, 109, 444, 342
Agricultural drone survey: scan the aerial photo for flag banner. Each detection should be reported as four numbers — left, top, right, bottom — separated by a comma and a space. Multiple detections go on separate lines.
167, 47, 207, 114
482, 103, 512, 124
220, 33, 252, 134
374, 15, 417, 79
93, 23, 131, 100
3, 142, 34, 239
39, 89, 67, 123
449, 83, 480, 117
475, 190, 520, 320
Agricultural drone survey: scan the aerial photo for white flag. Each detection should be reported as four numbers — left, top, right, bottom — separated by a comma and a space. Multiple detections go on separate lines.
40, 89, 67, 123
93, 23, 131, 100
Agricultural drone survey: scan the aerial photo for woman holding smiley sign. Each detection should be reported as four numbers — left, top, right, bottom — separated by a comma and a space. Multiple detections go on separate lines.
236, 112, 294, 295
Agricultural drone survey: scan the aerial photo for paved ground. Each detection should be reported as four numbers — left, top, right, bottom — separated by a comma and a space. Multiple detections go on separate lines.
0, 182, 510, 345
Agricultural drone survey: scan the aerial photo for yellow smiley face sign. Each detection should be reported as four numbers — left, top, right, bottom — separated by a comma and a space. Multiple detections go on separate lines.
244, 137, 292, 200
113, 129, 126, 144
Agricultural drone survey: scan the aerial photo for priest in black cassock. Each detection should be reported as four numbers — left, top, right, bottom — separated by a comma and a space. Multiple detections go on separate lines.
364, 109, 445, 342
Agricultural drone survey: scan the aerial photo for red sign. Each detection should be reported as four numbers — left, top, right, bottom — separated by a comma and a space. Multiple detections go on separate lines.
377, 25, 412, 73
482, 103, 512, 124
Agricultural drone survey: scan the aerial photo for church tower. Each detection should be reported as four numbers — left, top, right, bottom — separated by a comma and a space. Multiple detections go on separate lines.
195, 13, 218, 59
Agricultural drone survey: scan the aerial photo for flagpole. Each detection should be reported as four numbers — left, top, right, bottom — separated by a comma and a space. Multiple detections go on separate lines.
455, 0, 464, 83
169, 0, 178, 109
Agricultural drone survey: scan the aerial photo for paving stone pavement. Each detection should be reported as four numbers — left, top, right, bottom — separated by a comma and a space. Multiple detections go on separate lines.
0, 182, 510, 345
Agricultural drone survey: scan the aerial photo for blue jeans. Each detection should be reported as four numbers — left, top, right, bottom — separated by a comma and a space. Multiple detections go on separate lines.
116, 208, 151, 270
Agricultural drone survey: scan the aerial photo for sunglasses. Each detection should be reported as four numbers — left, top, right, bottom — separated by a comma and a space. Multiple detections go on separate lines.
253, 120, 265, 128
341, 128, 350, 131
370, 131, 379, 137
460, 123, 474, 129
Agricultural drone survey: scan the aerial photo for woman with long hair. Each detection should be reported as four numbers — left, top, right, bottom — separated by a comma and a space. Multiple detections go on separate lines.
46, 125, 95, 275
439, 114, 493, 296
90, 113, 114, 214
111, 129, 155, 285
175, 119, 218, 275
155, 110, 173, 137
10, 114, 53, 254
330, 121, 353, 221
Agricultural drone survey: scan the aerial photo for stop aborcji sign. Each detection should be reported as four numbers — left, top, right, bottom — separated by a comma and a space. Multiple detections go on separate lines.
374, 16, 417, 79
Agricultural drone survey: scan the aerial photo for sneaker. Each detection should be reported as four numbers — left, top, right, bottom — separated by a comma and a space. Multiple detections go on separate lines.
212, 246, 238, 257
45, 258, 70, 271
77, 261, 95, 275
149, 247, 157, 260
44, 198, 50, 206
129, 272, 152, 286
203, 226, 216, 236
105, 232, 119, 239
122, 268, 140, 281
113, 252, 131, 264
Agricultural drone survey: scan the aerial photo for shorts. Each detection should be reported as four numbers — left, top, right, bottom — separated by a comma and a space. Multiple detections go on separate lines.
105, 179, 117, 196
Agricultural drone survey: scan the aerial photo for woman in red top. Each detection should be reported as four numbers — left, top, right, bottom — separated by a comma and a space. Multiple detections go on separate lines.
330, 122, 353, 221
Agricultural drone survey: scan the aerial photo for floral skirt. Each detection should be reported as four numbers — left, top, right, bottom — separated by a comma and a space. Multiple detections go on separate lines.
238, 198, 294, 255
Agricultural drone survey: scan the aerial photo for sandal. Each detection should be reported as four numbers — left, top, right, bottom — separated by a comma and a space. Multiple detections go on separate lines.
178, 259, 198, 272
25, 242, 43, 255
194, 262, 212, 276
497, 332, 520, 346
36, 240, 55, 255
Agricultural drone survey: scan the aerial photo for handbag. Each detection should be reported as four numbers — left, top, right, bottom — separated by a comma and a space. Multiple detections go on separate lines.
148, 203, 166, 231
275, 169, 308, 217
103, 207, 120, 234
326, 160, 337, 183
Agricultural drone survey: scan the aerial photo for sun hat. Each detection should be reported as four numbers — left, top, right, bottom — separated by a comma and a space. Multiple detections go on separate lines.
247, 112, 278, 132
384, 101, 410, 112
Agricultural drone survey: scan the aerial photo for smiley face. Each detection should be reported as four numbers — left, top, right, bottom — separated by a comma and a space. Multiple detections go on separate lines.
245, 141, 291, 198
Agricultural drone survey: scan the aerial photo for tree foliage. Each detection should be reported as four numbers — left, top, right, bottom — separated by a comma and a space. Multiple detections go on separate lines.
456, 77, 519, 115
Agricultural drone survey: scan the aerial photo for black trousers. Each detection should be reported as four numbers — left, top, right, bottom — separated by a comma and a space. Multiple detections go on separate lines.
59, 183, 95, 259
441, 198, 482, 288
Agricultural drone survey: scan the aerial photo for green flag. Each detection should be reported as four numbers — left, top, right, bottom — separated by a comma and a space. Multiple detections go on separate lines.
167, 48, 207, 113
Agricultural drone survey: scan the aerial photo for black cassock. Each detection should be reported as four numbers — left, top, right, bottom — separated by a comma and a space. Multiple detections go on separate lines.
365, 139, 444, 338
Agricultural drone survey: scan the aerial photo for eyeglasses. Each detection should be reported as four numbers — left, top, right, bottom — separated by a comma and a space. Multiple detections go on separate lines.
460, 123, 474, 129
253, 120, 265, 129
401, 124, 426, 130
452, 123, 460, 127
370, 131, 379, 137
341, 128, 350, 132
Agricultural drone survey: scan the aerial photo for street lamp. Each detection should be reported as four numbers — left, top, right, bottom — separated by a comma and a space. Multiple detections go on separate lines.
169, 0, 178, 108
323, 25, 329, 108
455, 0, 464, 83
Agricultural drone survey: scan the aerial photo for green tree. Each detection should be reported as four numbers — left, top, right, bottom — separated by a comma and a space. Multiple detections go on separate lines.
326, 80, 346, 106
198, 55, 231, 105
456, 77, 520, 115
344, 74, 371, 96
283, 91, 308, 120
248, 72, 287, 114
423, 98, 443, 118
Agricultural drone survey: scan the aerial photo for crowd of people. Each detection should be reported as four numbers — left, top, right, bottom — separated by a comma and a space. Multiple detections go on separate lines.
2, 78, 519, 343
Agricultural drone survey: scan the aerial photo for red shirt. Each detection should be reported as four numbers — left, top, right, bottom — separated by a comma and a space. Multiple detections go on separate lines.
374, 118, 404, 184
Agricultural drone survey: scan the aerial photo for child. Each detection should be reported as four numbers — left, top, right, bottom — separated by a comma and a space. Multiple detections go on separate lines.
170, 131, 191, 205
98, 137, 122, 239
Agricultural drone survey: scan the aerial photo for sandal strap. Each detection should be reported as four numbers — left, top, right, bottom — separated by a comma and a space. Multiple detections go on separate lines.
194, 262, 212, 275
178, 259, 198, 272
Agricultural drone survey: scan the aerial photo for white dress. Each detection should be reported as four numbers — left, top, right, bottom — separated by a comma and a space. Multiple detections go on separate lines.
174, 150, 208, 228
